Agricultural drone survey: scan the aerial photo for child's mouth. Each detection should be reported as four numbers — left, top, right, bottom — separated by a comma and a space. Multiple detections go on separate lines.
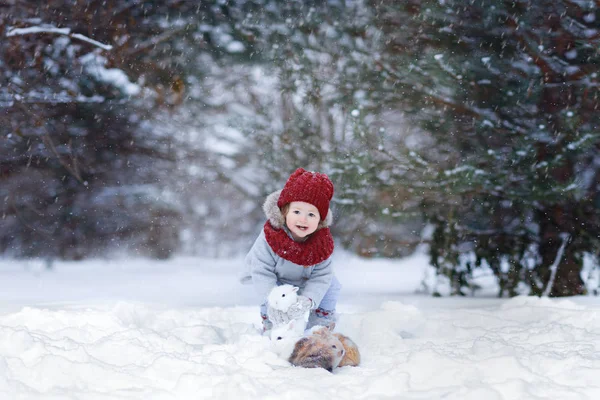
296, 225, 308, 231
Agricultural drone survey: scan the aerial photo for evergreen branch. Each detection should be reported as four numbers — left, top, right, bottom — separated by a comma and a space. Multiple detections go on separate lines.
503, 15, 589, 81
376, 60, 522, 132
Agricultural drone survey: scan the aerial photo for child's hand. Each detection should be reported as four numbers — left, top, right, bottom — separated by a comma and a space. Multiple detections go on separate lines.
267, 294, 313, 327
267, 307, 289, 327
285, 295, 313, 323
296, 295, 314, 310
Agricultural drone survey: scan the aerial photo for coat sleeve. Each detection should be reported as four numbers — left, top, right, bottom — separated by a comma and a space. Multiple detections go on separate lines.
299, 257, 333, 308
244, 231, 278, 302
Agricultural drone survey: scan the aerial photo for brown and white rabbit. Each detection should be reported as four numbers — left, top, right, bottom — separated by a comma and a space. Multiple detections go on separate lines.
333, 332, 361, 367
288, 325, 345, 372
305, 323, 361, 367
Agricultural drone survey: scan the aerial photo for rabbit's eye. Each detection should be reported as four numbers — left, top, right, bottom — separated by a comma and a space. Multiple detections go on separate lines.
282, 294, 285, 297
277, 336, 282, 340
332, 345, 337, 349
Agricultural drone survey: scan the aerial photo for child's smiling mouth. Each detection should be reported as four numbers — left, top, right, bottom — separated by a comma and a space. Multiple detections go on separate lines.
296, 225, 308, 231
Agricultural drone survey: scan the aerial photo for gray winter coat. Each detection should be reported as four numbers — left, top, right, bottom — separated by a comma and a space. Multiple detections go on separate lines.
241, 190, 335, 306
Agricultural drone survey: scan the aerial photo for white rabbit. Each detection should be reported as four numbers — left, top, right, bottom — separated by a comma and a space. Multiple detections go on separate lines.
270, 319, 303, 359
266, 285, 311, 334
267, 284, 299, 311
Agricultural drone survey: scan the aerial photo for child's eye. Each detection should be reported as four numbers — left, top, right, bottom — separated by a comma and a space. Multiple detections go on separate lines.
308, 213, 316, 218
293, 210, 300, 214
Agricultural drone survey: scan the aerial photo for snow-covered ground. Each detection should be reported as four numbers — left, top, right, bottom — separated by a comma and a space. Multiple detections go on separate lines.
1, 250, 600, 399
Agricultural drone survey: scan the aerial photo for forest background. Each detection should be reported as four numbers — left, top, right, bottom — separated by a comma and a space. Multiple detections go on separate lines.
1, 0, 599, 298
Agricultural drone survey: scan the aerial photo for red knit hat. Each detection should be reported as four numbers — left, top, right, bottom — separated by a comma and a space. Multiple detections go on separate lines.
277, 168, 334, 221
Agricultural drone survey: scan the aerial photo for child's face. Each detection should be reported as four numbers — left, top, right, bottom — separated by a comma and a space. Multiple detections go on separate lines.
285, 201, 321, 240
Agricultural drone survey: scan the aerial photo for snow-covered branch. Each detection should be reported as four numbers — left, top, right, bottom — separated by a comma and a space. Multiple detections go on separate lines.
70, 33, 113, 51
5, 93, 107, 105
6, 25, 113, 50
6, 26, 70, 36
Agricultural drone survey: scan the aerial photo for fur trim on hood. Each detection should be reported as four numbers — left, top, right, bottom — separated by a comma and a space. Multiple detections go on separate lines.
263, 190, 333, 230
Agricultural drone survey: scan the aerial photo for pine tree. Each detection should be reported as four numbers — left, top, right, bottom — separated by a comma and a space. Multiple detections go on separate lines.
373, 0, 600, 296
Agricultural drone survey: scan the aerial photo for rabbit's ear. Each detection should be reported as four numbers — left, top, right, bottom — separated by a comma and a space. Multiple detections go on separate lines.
313, 326, 328, 336
287, 319, 296, 329
327, 322, 336, 332
292, 286, 299, 293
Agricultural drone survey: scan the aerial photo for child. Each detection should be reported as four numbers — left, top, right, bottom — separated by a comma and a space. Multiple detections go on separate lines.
241, 168, 341, 333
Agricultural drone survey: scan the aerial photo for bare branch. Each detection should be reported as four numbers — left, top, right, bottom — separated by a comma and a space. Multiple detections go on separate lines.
41, 134, 83, 183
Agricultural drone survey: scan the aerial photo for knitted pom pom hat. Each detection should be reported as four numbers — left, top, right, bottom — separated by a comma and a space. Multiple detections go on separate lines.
277, 168, 334, 221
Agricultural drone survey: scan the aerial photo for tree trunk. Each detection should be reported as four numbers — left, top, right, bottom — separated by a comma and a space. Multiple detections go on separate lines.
536, 206, 585, 296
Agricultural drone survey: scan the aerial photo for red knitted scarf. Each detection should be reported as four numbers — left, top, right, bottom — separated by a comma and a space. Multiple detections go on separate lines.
263, 221, 334, 266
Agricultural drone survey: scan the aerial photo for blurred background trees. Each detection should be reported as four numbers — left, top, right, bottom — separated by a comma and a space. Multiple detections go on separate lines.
1, 0, 255, 259
372, 0, 600, 296
1, 0, 598, 297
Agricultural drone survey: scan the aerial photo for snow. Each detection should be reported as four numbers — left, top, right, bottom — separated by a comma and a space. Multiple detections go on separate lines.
80, 53, 140, 96
565, 49, 578, 60
226, 41, 245, 53
1, 251, 600, 399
